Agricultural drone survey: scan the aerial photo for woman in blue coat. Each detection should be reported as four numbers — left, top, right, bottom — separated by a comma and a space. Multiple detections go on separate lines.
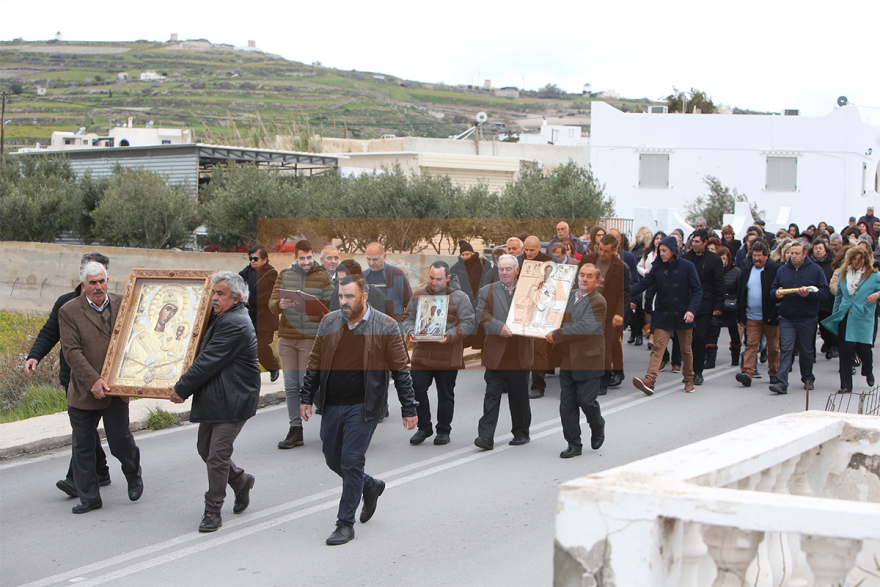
821, 246, 880, 393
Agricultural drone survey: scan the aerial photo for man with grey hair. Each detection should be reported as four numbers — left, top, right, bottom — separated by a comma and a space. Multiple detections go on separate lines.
506, 237, 524, 257
170, 271, 261, 532
321, 245, 341, 286
25, 253, 113, 498
545, 221, 585, 256
59, 262, 142, 514
828, 233, 843, 257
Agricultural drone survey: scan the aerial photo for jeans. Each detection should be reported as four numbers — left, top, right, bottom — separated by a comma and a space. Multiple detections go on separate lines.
777, 317, 817, 388
277, 337, 313, 427
478, 370, 531, 440
559, 371, 604, 450
412, 369, 458, 434
320, 403, 380, 527
197, 420, 248, 512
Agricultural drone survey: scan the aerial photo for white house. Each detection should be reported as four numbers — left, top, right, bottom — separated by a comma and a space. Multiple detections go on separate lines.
138, 71, 164, 81
518, 120, 588, 147
48, 119, 192, 150
590, 101, 880, 231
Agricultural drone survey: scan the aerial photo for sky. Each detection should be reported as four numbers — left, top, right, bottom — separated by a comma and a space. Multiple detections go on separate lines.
2, 0, 878, 118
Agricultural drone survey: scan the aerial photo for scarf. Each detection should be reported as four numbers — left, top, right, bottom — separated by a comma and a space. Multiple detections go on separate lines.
846, 266, 864, 297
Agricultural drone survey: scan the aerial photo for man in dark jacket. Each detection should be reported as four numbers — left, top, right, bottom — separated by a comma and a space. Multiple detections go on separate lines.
269, 239, 334, 449
768, 241, 830, 394
682, 229, 725, 385
300, 275, 418, 546
578, 234, 630, 394
519, 236, 555, 397
25, 252, 112, 498
545, 221, 586, 256
631, 236, 703, 394
547, 263, 606, 458
239, 244, 280, 381
170, 271, 260, 533
473, 255, 533, 450
734, 241, 780, 387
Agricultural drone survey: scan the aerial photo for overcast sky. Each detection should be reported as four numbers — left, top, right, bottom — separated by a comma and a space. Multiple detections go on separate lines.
3, 0, 878, 119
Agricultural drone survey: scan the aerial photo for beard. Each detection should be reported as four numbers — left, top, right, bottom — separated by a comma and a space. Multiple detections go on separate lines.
340, 298, 365, 320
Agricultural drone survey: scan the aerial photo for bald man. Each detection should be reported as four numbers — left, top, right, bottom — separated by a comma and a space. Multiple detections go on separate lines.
362, 242, 413, 325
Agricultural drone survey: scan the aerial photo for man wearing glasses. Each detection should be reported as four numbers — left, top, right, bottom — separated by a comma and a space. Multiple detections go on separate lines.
269, 240, 334, 449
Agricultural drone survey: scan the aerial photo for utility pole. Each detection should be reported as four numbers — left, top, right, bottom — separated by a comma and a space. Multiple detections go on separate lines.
1, 91, 6, 164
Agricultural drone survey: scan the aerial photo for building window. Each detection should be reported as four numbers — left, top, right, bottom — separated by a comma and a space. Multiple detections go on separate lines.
162, 140, 171, 145
639, 154, 669, 188
766, 156, 797, 191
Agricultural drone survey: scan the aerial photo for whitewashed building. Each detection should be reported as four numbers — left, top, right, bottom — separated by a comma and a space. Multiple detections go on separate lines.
47, 120, 192, 151
590, 102, 880, 231
519, 120, 589, 147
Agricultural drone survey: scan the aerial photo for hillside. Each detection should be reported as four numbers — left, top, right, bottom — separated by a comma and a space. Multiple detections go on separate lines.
0, 38, 659, 148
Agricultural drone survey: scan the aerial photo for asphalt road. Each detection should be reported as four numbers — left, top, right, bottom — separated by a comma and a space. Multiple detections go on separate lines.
0, 335, 863, 587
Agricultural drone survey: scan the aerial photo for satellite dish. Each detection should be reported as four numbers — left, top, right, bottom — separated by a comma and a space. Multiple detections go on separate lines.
476, 112, 488, 124
837, 96, 848, 107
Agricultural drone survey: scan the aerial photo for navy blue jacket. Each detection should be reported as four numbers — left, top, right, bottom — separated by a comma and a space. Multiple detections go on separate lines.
770, 256, 830, 320
631, 236, 703, 331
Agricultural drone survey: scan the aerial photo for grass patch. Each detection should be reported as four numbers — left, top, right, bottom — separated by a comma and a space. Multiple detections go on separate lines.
147, 406, 181, 430
0, 385, 67, 423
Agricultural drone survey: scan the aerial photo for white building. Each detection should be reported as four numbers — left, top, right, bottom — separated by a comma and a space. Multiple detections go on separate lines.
590, 101, 880, 231
47, 119, 192, 150
518, 120, 588, 147
138, 71, 164, 81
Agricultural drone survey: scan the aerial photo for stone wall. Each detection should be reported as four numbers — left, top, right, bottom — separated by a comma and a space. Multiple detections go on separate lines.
1, 242, 457, 314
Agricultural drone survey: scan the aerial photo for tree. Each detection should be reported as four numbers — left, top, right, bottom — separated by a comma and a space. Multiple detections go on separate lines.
8, 81, 23, 95
91, 166, 199, 249
0, 156, 81, 242
537, 83, 563, 99
685, 176, 764, 229
665, 87, 716, 114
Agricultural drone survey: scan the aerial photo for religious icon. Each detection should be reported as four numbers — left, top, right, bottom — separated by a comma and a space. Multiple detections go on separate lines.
102, 269, 214, 399
507, 260, 577, 338
413, 295, 448, 341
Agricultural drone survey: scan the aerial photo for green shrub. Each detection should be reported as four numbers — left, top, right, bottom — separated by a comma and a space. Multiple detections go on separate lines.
0, 311, 63, 419
147, 406, 181, 430
0, 385, 67, 423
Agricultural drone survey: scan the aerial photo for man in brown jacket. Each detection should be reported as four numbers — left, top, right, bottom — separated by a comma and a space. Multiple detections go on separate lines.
402, 261, 475, 446
58, 262, 142, 514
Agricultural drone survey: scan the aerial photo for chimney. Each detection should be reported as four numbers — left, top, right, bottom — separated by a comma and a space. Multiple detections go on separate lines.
170, 33, 179, 42
248, 40, 255, 48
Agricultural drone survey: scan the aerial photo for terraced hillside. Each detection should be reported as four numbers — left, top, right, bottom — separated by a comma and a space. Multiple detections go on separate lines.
0, 38, 657, 148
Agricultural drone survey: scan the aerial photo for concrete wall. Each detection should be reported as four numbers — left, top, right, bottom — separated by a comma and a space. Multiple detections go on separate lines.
590, 102, 880, 228
1, 242, 457, 314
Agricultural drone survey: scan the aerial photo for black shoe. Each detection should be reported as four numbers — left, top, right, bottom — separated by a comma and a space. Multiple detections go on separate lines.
753, 371, 763, 379
647, 342, 654, 350
693, 373, 704, 386
474, 437, 494, 450
560, 446, 582, 459
233, 474, 255, 514
598, 386, 608, 396
770, 376, 779, 384
326, 524, 354, 545
509, 435, 530, 446
735, 373, 751, 387
804, 381, 812, 392
760, 348, 768, 363
72, 500, 102, 514
832, 348, 839, 358
590, 427, 605, 451
270, 370, 280, 382
528, 389, 544, 399
433, 433, 450, 445
409, 429, 433, 445
57, 479, 78, 498
868, 374, 875, 387
359, 480, 385, 523
609, 372, 624, 388
769, 384, 788, 395
825, 350, 833, 360
127, 471, 144, 502
199, 510, 222, 532
627, 333, 636, 344
278, 426, 304, 449
634, 335, 643, 346
837, 388, 852, 394
98, 474, 112, 487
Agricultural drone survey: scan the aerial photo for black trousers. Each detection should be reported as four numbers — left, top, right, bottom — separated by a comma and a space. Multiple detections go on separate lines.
838, 314, 874, 391
412, 369, 458, 434
691, 313, 713, 374
68, 397, 140, 504
559, 370, 604, 450
64, 384, 109, 482
256, 330, 280, 372
478, 370, 531, 440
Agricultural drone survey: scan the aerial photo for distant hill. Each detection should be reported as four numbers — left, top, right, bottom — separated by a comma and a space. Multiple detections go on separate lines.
0, 38, 660, 148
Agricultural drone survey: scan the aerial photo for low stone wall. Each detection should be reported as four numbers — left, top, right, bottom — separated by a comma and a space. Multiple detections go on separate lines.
1, 242, 457, 314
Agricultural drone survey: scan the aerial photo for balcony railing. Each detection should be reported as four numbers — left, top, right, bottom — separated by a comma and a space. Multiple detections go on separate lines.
555, 412, 880, 586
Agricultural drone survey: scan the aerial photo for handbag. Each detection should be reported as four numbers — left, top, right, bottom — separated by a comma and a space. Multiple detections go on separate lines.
723, 296, 737, 312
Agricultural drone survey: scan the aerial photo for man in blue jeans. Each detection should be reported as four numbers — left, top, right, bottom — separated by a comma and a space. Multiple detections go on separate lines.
300, 275, 418, 545
769, 241, 830, 394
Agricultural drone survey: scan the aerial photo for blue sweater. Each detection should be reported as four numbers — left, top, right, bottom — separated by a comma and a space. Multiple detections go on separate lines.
769, 256, 830, 320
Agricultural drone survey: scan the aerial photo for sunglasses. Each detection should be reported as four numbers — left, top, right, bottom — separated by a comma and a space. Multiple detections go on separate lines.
249, 257, 260, 262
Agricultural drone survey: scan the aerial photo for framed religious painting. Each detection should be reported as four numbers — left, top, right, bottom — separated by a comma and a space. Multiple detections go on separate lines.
413, 295, 448, 341
102, 269, 215, 399
506, 260, 577, 338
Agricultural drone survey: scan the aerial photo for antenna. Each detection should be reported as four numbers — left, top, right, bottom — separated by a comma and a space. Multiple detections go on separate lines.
837, 96, 848, 107
146, 120, 154, 128
75, 127, 85, 135
476, 112, 488, 124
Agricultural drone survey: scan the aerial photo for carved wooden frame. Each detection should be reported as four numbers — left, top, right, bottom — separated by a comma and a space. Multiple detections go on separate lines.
102, 269, 215, 399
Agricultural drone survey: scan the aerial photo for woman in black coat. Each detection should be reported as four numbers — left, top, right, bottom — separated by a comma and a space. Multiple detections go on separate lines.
811, 239, 836, 358
704, 246, 741, 368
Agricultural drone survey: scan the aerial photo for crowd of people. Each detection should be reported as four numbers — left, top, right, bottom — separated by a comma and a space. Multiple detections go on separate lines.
21, 210, 880, 546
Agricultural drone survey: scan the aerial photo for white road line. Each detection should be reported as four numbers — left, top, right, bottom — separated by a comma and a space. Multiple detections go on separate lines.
18, 366, 738, 587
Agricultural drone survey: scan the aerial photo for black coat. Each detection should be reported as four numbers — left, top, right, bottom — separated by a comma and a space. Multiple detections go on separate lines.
631, 236, 703, 331
174, 302, 260, 423
26, 286, 81, 388
736, 260, 780, 325
682, 249, 725, 316
811, 254, 835, 313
